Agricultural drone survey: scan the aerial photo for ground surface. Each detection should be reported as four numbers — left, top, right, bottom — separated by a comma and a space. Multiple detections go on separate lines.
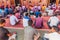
7, 28, 49, 40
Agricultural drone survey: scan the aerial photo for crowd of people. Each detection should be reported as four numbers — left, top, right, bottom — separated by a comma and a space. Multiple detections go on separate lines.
0, 3, 60, 40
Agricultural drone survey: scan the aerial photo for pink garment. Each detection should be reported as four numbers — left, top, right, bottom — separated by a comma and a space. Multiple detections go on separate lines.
15, 13, 20, 18
35, 17, 43, 28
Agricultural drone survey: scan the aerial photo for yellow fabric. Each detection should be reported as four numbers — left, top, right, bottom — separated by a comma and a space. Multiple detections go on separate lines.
42, 6, 46, 11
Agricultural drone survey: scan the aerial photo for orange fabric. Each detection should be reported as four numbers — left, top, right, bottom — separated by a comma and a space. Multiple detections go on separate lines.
42, 6, 46, 11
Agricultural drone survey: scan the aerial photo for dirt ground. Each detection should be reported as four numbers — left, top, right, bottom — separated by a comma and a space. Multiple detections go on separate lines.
7, 28, 49, 40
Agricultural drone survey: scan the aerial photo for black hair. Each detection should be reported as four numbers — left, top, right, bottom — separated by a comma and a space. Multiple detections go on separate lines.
39, 13, 42, 17
52, 26, 59, 32
53, 14, 57, 16
38, 10, 40, 12
25, 13, 28, 16
6, 5, 8, 8
0, 19, 5, 24
10, 12, 15, 15
10, 6, 11, 8
16, 10, 20, 13
28, 19, 33, 26
12, 12, 15, 15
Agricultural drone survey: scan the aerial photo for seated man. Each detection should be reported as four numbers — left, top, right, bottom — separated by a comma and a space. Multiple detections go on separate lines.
15, 10, 20, 19
34, 14, 43, 29
0, 19, 10, 40
44, 26, 60, 40
10, 13, 19, 25
35, 10, 41, 18
46, 8, 53, 16
23, 13, 30, 27
47, 14, 59, 29
24, 19, 40, 40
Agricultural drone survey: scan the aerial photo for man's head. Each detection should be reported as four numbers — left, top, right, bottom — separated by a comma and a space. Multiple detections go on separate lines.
25, 13, 29, 16
0, 19, 6, 27
28, 20, 33, 26
53, 14, 57, 16
39, 13, 42, 17
16, 10, 20, 13
11, 13, 15, 15
51, 26, 59, 32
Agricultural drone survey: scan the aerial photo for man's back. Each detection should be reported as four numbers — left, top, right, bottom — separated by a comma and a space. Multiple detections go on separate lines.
10, 15, 18, 25
23, 16, 30, 27
48, 16, 59, 27
0, 27, 9, 40
35, 17, 43, 28
44, 32, 60, 40
24, 26, 38, 40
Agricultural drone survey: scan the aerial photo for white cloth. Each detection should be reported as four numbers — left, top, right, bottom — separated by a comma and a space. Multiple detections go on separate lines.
48, 16, 59, 27
30, 11, 33, 13
8, 33, 17, 40
46, 9, 53, 16
23, 18, 29, 27
48, 6, 51, 9
44, 32, 60, 40
10, 15, 18, 25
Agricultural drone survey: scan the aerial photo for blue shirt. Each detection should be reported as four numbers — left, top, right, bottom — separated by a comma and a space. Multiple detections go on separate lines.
24, 16, 30, 20
4, 8, 9, 14
35, 11, 41, 18
0, 9, 2, 14
8, 8, 13, 14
